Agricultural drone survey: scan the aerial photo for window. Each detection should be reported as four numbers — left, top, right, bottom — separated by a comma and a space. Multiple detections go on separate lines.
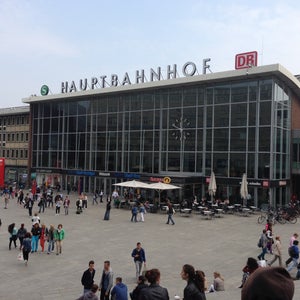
25, 133, 29, 141
25, 150, 28, 158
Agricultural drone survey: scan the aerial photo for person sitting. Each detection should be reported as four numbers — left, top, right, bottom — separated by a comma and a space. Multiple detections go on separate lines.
208, 272, 225, 292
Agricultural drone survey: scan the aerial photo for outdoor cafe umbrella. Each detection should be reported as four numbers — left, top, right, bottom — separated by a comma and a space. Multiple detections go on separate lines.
113, 180, 150, 189
208, 171, 217, 202
240, 173, 248, 207
147, 182, 181, 205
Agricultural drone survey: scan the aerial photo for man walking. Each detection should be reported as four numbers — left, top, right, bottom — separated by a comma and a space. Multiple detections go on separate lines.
286, 240, 299, 273
131, 242, 146, 280
257, 229, 268, 261
99, 260, 113, 300
166, 199, 175, 225
81, 260, 96, 295
286, 233, 298, 266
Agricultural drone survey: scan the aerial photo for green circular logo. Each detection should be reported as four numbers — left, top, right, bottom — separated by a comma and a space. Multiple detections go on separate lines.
40, 85, 49, 96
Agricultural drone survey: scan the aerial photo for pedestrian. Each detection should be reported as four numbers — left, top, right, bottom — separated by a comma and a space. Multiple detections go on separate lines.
268, 236, 282, 267
3, 191, 9, 208
40, 223, 48, 252
92, 192, 98, 205
208, 272, 225, 292
130, 275, 148, 300
131, 205, 138, 222
139, 269, 169, 300
266, 223, 273, 254
139, 204, 146, 222
54, 223, 65, 255
77, 284, 99, 300
22, 232, 32, 265
38, 194, 46, 213
63, 195, 70, 215
99, 260, 113, 300
81, 260, 96, 295
25, 193, 34, 216
286, 240, 299, 272
99, 190, 104, 203
166, 200, 175, 225
31, 222, 41, 252
286, 233, 298, 266
55, 196, 62, 215
241, 267, 294, 300
103, 200, 111, 221
257, 229, 268, 261
17, 223, 27, 250
47, 224, 55, 254
181, 264, 206, 300
8, 223, 18, 250
82, 193, 88, 209
110, 277, 128, 300
131, 242, 146, 280
31, 212, 40, 225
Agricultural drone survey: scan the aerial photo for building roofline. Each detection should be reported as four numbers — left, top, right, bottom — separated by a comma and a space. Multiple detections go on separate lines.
22, 64, 300, 103
0, 105, 30, 116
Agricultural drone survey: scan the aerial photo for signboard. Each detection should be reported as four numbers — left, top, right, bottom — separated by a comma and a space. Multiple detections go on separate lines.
235, 51, 258, 69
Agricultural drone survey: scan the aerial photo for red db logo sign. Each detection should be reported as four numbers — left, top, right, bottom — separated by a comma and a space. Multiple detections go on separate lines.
235, 51, 258, 69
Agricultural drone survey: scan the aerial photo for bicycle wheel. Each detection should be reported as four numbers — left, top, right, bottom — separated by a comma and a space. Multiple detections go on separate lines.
277, 215, 286, 224
257, 215, 266, 224
289, 216, 297, 224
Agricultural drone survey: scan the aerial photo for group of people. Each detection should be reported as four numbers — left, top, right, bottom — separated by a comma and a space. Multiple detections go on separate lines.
8, 217, 65, 265
256, 220, 300, 279
79, 242, 224, 300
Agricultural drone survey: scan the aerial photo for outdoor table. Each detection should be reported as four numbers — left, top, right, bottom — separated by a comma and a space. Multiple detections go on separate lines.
227, 205, 234, 214
180, 208, 192, 216
215, 208, 224, 217
173, 204, 180, 211
203, 210, 213, 219
242, 207, 250, 216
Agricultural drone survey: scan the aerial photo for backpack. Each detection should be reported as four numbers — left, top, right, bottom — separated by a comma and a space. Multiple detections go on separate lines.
257, 236, 263, 248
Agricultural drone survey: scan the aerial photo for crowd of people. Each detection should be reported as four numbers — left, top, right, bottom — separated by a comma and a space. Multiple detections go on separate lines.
1, 186, 299, 299
77, 241, 225, 300
7, 217, 65, 264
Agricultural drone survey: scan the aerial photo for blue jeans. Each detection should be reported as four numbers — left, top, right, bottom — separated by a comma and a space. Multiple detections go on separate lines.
167, 213, 175, 225
135, 261, 143, 279
258, 247, 267, 260
31, 235, 39, 252
48, 240, 55, 253
287, 258, 298, 272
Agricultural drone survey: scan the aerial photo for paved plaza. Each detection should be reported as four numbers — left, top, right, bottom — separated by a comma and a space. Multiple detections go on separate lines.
0, 193, 300, 300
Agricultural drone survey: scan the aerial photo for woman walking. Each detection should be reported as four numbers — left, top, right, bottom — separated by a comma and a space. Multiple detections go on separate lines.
47, 224, 55, 254
22, 232, 32, 265
104, 199, 111, 220
39, 224, 48, 252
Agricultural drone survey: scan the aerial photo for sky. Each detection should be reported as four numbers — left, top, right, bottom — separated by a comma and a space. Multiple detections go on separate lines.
0, 0, 300, 108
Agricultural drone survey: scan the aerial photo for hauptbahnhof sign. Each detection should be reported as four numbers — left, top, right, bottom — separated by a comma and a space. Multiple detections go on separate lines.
60, 59, 212, 94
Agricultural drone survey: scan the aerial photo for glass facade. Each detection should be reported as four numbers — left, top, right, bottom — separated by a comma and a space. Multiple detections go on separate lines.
30, 76, 292, 206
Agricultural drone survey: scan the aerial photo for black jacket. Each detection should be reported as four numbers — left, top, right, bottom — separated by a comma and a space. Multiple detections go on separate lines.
183, 280, 206, 300
139, 283, 169, 300
81, 269, 95, 290
131, 283, 148, 300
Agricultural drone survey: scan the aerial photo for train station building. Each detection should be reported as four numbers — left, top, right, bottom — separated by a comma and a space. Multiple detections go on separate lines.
23, 62, 300, 207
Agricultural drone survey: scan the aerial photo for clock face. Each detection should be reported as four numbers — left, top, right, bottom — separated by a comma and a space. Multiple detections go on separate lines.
171, 116, 190, 141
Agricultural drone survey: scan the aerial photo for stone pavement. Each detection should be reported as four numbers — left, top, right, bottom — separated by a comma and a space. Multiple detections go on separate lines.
0, 193, 299, 300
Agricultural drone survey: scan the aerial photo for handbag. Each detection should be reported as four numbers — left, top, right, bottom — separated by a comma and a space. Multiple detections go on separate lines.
17, 252, 24, 261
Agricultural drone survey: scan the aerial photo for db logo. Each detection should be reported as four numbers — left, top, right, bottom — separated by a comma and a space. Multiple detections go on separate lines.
163, 177, 171, 184
235, 51, 258, 69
